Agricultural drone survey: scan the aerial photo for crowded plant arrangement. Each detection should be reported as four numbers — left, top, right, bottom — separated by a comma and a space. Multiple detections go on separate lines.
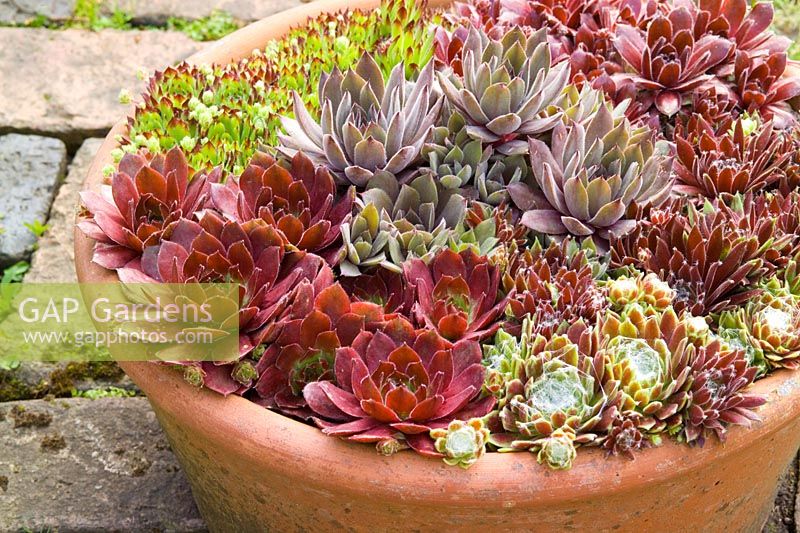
78, 0, 800, 470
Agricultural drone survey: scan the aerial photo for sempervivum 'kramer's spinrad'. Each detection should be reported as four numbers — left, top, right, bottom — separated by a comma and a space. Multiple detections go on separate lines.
672, 114, 791, 198
278, 53, 443, 187
682, 339, 765, 445
303, 317, 495, 455
438, 26, 570, 154
487, 324, 620, 455
509, 101, 673, 244
598, 305, 692, 434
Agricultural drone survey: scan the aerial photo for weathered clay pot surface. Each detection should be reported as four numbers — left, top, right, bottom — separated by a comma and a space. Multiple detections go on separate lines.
73, 0, 800, 531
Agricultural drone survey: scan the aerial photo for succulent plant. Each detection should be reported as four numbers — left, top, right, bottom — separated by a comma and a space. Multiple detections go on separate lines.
120, 214, 332, 395
254, 283, 388, 417
733, 50, 800, 129
692, 0, 789, 60
303, 318, 495, 454
613, 8, 734, 116
606, 272, 675, 312
488, 327, 620, 452
437, 26, 570, 154
404, 248, 508, 341
509, 102, 673, 244
718, 290, 800, 370
502, 240, 608, 338
78, 148, 217, 270
603, 413, 649, 459
611, 195, 792, 315
673, 114, 791, 197
598, 305, 692, 433
210, 151, 354, 263
536, 427, 579, 470
361, 172, 468, 268
123, 57, 276, 173
430, 418, 491, 468
683, 339, 765, 445
339, 268, 412, 316
279, 53, 444, 187
421, 111, 532, 206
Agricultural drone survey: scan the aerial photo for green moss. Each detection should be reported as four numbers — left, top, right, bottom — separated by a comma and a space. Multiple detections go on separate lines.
41, 361, 125, 397
9, 405, 52, 428
0, 372, 33, 402
71, 386, 136, 399
167, 10, 241, 41
40, 433, 67, 451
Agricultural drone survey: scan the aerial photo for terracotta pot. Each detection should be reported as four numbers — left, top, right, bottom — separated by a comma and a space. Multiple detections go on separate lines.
74, 1, 800, 531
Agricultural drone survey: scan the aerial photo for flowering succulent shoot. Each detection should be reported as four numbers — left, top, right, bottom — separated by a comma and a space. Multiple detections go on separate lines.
79, 0, 800, 471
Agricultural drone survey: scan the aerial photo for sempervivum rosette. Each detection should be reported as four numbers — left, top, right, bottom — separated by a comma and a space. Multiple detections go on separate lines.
437, 26, 570, 154
598, 305, 693, 434
486, 323, 621, 456
682, 339, 765, 445
126, 215, 332, 395
612, 7, 733, 117
278, 53, 443, 187
502, 239, 608, 338
303, 317, 495, 455
718, 288, 800, 370
672, 114, 791, 198
254, 283, 389, 418
403, 248, 508, 341
509, 101, 673, 244
611, 194, 794, 315
210, 151, 354, 263
78, 147, 218, 269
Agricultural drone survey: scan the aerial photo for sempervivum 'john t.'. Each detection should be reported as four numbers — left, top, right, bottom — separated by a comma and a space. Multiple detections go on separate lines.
278, 53, 443, 187
78, 147, 217, 270
210, 151, 354, 264
509, 101, 673, 244
254, 283, 389, 418
303, 317, 495, 455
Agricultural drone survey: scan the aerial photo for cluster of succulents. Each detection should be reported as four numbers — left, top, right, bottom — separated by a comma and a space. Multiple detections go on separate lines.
80, 0, 800, 470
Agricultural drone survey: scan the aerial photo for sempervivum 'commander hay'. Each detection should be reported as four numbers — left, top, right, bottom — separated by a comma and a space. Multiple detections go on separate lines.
403, 248, 508, 341
613, 7, 733, 117
599, 305, 692, 434
254, 283, 388, 418
303, 317, 495, 455
437, 26, 570, 154
278, 53, 443, 188
682, 339, 765, 445
125, 215, 332, 395
672, 114, 791, 197
78, 147, 217, 270
210, 151, 354, 264
509, 101, 673, 243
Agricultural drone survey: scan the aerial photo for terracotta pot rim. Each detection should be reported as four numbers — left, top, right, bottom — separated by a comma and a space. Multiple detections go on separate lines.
72, 0, 800, 504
